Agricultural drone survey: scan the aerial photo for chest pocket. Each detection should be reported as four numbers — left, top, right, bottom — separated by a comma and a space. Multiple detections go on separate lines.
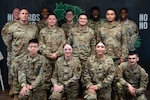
89, 62, 106, 83
25, 57, 43, 77
58, 64, 74, 81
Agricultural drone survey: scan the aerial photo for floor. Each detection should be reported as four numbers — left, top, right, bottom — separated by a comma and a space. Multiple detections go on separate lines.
0, 89, 150, 100
0, 89, 13, 100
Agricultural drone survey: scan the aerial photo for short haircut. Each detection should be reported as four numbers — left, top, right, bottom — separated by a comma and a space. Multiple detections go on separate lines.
12, 8, 20, 12
48, 12, 57, 18
120, 7, 128, 13
28, 39, 39, 45
128, 50, 138, 56
19, 8, 29, 12
65, 10, 74, 15
41, 7, 49, 12
78, 13, 88, 18
91, 6, 100, 12
106, 8, 116, 15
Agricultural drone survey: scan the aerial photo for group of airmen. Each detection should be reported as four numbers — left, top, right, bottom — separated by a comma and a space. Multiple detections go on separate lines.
1, 6, 149, 100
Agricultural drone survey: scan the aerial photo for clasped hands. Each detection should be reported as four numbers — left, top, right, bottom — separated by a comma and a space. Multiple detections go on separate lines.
19, 85, 32, 97
88, 85, 98, 94
53, 84, 64, 93
49, 53, 57, 60
127, 83, 137, 96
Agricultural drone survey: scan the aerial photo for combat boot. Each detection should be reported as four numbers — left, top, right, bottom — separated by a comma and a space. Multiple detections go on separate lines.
9, 84, 13, 96
43, 91, 47, 100
113, 93, 119, 100
13, 95, 19, 100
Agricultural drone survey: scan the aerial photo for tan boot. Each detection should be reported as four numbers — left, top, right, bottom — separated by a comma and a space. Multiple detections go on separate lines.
13, 95, 19, 100
114, 94, 119, 100
9, 84, 13, 96
43, 91, 47, 100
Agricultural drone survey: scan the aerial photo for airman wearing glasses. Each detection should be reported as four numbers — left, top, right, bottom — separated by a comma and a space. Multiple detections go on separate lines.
18, 39, 50, 100
61, 10, 77, 39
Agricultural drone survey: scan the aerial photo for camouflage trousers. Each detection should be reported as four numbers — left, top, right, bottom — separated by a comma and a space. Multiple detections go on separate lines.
84, 85, 112, 100
48, 59, 56, 73
11, 57, 22, 95
7, 51, 12, 84
14, 90, 47, 100
116, 82, 147, 100
84, 90, 111, 100
50, 85, 79, 100
80, 59, 86, 97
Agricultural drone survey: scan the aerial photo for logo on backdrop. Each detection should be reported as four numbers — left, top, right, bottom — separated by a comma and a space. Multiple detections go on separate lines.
139, 14, 149, 30
7, 13, 40, 23
53, 2, 85, 22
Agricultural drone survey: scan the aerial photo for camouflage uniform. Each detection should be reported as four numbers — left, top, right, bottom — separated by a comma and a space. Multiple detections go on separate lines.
97, 21, 128, 64
97, 21, 128, 100
82, 55, 115, 100
36, 19, 48, 31
7, 21, 38, 57
67, 26, 96, 69
67, 25, 96, 96
116, 62, 149, 100
1, 20, 17, 85
1, 20, 17, 48
87, 19, 105, 42
38, 26, 66, 68
118, 19, 139, 51
50, 56, 81, 100
37, 20, 58, 31
87, 19, 104, 30
6, 21, 38, 96
61, 22, 77, 39
18, 54, 51, 100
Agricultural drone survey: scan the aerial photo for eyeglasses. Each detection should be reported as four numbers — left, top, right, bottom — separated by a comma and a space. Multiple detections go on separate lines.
66, 14, 73, 16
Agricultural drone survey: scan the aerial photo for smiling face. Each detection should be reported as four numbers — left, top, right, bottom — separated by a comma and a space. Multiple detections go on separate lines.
120, 9, 128, 20
91, 9, 100, 21
41, 8, 49, 19
106, 10, 116, 22
63, 44, 73, 58
47, 14, 57, 27
78, 14, 88, 26
65, 11, 74, 22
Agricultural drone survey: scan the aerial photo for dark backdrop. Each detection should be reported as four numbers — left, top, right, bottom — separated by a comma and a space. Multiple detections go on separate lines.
0, 0, 150, 88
